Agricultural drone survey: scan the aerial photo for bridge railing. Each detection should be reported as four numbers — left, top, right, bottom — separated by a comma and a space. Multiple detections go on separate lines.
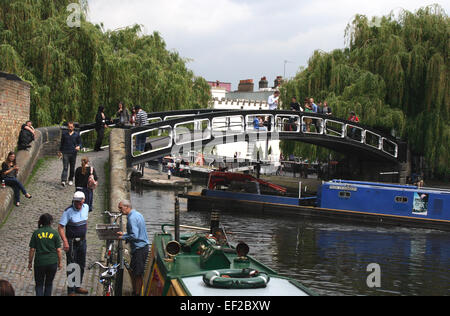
124, 110, 404, 167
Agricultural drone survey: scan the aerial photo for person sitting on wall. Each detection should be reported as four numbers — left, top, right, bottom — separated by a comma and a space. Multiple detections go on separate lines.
17, 121, 35, 151
1, 151, 32, 207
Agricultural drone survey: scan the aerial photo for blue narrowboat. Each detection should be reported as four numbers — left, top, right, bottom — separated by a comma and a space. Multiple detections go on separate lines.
183, 172, 450, 231
318, 180, 449, 222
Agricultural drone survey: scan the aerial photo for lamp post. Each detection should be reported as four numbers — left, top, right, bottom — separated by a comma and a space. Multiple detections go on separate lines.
284, 60, 293, 78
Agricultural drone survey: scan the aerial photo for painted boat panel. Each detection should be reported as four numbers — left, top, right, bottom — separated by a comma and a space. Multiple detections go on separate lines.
205, 190, 301, 206
318, 180, 450, 222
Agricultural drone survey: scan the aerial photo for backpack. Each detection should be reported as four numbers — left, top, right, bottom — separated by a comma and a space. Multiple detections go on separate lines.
87, 167, 98, 190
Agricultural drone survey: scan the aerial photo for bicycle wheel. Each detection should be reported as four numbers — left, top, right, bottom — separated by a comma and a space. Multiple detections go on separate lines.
107, 278, 115, 296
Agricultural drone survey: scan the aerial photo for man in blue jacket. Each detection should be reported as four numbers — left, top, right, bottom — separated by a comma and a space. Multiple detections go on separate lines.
117, 200, 149, 296
58, 122, 82, 187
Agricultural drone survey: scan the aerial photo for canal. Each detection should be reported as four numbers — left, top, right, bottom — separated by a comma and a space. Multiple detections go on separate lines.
131, 184, 450, 296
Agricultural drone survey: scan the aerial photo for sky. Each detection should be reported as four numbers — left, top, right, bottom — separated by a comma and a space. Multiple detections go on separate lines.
87, 0, 449, 90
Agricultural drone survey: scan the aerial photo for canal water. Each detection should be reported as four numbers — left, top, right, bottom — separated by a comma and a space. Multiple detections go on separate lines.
131, 185, 450, 296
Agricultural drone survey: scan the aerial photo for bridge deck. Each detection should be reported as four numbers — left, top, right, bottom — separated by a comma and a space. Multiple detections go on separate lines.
124, 110, 407, 167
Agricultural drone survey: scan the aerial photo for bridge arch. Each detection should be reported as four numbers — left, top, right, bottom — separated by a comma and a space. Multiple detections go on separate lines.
124, 110, 407, 167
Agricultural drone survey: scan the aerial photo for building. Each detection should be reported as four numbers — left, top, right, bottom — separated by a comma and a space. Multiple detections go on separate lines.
207, 80, 232, 92
0, 72, 31, 160
208, 76, 282, 168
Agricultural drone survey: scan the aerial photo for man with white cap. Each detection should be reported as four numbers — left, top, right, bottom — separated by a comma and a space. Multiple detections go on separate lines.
58, 191, 90, 296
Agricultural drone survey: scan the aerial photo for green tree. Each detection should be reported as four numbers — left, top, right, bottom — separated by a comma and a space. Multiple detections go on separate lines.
281, 4, 449, 179
0, 0, 211, 127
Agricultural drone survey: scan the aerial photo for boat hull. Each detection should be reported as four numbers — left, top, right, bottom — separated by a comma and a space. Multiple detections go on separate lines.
182, 192, 450, 231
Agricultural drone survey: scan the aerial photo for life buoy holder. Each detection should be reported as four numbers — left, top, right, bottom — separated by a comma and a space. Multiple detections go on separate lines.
203, 269, 270, 289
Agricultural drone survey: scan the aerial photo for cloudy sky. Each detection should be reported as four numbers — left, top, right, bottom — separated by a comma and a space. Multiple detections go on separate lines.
87, 0, 448, 90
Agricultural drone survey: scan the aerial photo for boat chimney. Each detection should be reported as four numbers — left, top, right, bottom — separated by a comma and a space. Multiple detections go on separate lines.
174, 196, 180, 242
210, 211, 220, 234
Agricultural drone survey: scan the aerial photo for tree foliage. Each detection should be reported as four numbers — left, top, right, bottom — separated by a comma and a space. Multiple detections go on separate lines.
0, 0, 211, 126
281, 5, 449, 178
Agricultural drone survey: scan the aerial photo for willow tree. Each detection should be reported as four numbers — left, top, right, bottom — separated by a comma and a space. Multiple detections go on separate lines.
281, 4, 449, 179
0, 0, 211, 127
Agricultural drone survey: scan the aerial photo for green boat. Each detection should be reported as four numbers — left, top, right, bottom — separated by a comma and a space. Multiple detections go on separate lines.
142, 210, 316, 296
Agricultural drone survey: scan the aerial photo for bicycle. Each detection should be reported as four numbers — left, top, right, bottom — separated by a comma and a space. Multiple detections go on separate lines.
89, 260, 130, 296
103, 211, 123, 265
93, 211, 126, 296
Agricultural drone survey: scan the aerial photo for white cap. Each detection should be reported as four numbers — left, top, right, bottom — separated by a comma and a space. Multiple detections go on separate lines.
73, 191, 85, 201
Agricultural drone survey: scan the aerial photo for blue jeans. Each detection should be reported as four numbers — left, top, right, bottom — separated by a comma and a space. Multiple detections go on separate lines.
34, 264, 57, 296
4, 177, 27, 203
66, 239, 86, 294
61, 153, 77, 182
136, 134, 147, 152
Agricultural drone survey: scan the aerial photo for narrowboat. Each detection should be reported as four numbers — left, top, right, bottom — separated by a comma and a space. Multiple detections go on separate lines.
142, 221, 316, 296
182, 172, 450, 231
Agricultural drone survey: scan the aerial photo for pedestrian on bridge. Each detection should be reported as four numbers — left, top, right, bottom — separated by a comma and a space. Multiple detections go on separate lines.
348, 111, 360, 138
94, 106, 108, 152
135, 106, 148, 152
116, 101, 130, 127
268, 91, 280, 110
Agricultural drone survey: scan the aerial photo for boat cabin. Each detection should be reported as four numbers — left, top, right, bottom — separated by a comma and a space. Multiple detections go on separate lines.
143, 230, 315, 296
318, 180, 450, 222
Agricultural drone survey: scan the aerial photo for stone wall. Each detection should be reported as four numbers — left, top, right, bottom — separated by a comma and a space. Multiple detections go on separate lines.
0, 72, 31, 161
0, 126, 62, 224
108, 128, 133, 295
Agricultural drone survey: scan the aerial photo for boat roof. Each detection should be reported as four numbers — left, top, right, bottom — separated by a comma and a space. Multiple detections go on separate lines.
181, 275, 309, 296
208, 171, 287, 193
326, 180, 450, 195
153, 232, 314, 296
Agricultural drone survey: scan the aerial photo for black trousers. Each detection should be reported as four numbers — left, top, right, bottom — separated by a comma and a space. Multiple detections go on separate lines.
61, 153, 77, 182
66, 239, 87, 294
95, 128, 104, 151
34, 264, 57, 296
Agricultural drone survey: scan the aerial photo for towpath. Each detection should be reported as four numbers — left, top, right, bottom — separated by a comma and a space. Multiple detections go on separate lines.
0, 151, 108, 296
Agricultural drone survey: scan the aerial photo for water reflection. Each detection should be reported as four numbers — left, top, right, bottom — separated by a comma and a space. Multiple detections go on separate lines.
131, 186, 450, 296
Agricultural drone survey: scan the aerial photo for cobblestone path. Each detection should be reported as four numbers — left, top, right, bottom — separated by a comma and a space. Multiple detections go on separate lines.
0, 151, 108, 296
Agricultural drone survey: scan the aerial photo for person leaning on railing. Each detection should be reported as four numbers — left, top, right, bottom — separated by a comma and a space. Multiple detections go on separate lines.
116, 101, 130, 127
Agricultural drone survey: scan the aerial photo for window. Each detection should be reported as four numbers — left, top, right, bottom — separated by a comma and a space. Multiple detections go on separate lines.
339, 191, 351, 199
395, 196, 408, 203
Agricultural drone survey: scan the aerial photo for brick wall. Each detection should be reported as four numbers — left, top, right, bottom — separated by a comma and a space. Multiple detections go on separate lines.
0, 73, 31, 161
